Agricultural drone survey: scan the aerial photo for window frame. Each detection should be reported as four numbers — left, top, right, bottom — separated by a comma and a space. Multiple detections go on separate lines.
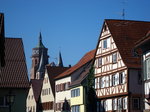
112, 53, 117, 64
132, 98, 140, 110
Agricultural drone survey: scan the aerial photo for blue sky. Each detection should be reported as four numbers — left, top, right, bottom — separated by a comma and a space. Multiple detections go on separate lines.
0, 0, 150, 76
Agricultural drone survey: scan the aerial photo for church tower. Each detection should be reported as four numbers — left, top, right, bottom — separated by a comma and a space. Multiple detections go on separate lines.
58, 51, 63, 67
30, 32, 49, 79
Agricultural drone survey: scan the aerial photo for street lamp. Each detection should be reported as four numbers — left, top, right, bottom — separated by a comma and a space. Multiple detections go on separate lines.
6, 91, 15, 112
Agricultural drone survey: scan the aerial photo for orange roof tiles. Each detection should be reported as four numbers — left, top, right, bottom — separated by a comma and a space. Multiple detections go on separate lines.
105, 19, 150, 68
0, 38, 30, 88
55, 49, 96, 80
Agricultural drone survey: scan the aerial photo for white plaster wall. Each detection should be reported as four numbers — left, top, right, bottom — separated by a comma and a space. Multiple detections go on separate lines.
41, 73, 54, 102
26, 86, 36, 112
107, 99, 112, 111
55, 76, 71, 103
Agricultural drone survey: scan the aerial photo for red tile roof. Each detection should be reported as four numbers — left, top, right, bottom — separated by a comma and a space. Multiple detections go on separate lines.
55, 49, 96, 80
0, 38, 30, 88
31, 79, 43, 102
105, 19, 150, 68
46, 65, 69, 96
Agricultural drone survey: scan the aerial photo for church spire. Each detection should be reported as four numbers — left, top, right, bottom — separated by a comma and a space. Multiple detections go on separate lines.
36, 50, 45, 79
58, 51, 63, 67
37, 32, 45, 48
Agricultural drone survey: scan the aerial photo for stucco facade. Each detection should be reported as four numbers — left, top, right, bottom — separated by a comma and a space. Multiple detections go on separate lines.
70, 86, 85, 112
26, 86, 37, 112
55, 76, 71, 112
40, 71, 54, 112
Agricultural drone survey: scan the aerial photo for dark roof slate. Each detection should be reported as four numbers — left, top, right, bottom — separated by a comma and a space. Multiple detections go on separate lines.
70, 61, 93, 88
0, 38, 29, 88
105, 19, 150, 68
134, 30, 150, 49
46, 65, 69, 96
31, 79, 43, 102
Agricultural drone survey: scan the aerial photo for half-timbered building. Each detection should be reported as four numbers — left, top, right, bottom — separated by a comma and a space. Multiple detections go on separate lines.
134, 31, 150, 112
94, 19, 150, 112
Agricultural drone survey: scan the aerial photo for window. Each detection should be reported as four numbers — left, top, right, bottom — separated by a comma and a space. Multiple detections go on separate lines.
118, 98, 122, 110
105, 76, 109, 87
100, 100, 104, 112
119, 72, 125, 84
132, 98, 140, 110
112, 75, 116, 86
71, 88, 80, 97
123, 97, 127, 109
103, 39, 107, 49
109, 75, 112, 87
145, 58, 150, 79
98, 58, 102, 67
112, 73, 119, 86
0, 96, 9, 107
112, 53, 117, 63
103, 38, 110, 49
49, 88, 50, 94
97, 101, 100, 112
112, 99, 117, 110
95, 77, 100, 89
72, 105, 80, 112
100, 77, 105, 88
28, 95, 30, 100
103, 100, 108, 111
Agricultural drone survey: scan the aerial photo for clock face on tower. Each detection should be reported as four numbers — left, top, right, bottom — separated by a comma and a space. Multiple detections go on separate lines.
33, 50, 39, 55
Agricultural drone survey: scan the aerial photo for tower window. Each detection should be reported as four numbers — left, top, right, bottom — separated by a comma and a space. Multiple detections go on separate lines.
35, 59, 37, 65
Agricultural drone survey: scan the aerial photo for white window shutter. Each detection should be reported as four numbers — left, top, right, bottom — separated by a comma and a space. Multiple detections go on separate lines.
95, 78, 97, 89
107, 38, 110, 48
122, 72, 126, 84
110, 75, 112, 86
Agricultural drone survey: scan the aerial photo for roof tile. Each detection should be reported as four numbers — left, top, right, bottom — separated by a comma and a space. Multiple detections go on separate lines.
55, 49, 95, 79
105, 19, 150, 68
0, 38, 30, 88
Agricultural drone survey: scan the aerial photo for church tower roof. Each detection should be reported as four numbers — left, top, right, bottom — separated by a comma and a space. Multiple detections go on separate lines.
37, 50, 45, 73
36, 32, 45, 48
58, 51, 63, 67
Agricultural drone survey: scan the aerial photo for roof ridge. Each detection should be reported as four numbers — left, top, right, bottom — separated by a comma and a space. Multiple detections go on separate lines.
105, 19, 150, 23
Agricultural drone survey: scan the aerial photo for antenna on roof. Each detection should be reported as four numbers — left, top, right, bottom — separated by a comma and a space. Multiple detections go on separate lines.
122, 8, 125, 20
121, 0, 127, 20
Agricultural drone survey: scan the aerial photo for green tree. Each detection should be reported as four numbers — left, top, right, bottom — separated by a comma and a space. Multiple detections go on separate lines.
86, 66, 97, 112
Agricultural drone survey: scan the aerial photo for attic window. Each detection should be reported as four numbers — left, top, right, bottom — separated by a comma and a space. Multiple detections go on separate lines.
104, 24, 107, 31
